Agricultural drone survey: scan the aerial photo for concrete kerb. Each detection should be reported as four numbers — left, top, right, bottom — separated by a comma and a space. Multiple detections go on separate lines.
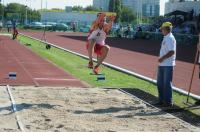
19, 33, 200, 100
6, 85, 25, 132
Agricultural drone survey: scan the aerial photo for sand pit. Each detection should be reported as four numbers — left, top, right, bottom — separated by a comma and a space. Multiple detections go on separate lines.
0, 86, 199, 132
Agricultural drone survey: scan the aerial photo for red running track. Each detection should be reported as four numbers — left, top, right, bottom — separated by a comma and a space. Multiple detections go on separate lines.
22, 31, 200, 96
0, 35, 87, 87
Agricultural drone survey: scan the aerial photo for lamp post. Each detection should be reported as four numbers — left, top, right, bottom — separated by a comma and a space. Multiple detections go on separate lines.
41, 0, 43, 11
1, 0, 4, 25
113, 0, 115, 12
25, 0, 28, 25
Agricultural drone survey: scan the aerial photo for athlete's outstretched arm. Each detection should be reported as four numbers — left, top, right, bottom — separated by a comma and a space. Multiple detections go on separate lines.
104, 15, 116, 33
90, 13, 106, 32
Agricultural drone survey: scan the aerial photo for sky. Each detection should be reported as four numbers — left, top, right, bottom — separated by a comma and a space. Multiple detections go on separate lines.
3, 0, 93, 9
3, 0, 168, 15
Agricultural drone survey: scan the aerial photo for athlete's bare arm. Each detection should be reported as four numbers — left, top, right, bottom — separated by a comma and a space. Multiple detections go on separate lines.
90, 13, 106, 31
104, 15, 116, 33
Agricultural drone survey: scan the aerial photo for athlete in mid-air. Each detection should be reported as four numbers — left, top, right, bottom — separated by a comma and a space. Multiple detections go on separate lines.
87, 12, 106, 69
87, 13, 115, 74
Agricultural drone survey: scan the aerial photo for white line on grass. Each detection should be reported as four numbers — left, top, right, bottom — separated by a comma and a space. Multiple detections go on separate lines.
34, 78, 78, 81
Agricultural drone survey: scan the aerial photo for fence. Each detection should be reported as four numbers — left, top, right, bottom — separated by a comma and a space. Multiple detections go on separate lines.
110, 30, 199, 45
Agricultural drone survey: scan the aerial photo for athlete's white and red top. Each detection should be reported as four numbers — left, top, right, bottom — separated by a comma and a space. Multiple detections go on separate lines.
88, 28, 107, 45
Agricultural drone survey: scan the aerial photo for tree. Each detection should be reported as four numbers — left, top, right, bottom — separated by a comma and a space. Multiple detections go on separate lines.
4, 3, 40, 24
109, 0, 122, 22
84, 5, 100, 11
0, 4, 4, 19
121, 7, 135, 23
72, 6, 83, 11
28, 9, 41, 22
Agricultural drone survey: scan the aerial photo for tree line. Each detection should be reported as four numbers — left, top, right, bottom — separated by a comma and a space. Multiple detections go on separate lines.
109, 0, 135, 23
73, 0, 136, 23
0, 3, 41, 24
0, 1, 136, 24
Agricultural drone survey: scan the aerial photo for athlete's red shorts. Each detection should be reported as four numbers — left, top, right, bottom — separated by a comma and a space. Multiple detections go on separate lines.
13, 28, 18, 34
86, 41, 104, 56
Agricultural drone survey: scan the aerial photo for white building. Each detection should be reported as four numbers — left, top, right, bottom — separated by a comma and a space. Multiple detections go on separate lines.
93, 0, 110, 11
165, 0, 200, 15
139, 0, 160, 17
93, 0, 160, 17
65, 6, 72, 12
41, 12, 97, 24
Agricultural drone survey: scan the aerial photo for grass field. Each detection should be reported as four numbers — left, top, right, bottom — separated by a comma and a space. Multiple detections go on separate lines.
18, 35, 200, 123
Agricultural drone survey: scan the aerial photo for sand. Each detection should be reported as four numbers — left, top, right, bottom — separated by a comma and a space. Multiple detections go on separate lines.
0, 86, 199, 132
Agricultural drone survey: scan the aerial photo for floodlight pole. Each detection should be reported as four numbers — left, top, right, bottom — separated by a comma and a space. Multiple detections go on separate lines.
141, 0, 143, 23
113, 0, 115, 12
25, 0, 28, 25
2, 0, 4, 25
41, 0, 43, 12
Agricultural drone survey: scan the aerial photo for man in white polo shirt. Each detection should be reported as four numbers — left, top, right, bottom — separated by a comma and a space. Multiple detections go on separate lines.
156, 22, 176, 107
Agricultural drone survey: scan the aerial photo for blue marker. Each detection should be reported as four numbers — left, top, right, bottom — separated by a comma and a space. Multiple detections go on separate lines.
97, 74, 105, 81
9, 72, 17, 79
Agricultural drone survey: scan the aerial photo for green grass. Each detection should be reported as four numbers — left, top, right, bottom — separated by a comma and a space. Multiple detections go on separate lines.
18, 35, 200, 117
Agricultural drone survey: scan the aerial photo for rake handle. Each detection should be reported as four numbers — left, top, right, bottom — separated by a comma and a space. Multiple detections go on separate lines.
186, 34, 200, 103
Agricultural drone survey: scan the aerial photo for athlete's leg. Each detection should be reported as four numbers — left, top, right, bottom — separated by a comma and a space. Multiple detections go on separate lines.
15, 29, 19, 38
87, 39, 95, 68
93, 45, 110, 74
96, 45, 110, 67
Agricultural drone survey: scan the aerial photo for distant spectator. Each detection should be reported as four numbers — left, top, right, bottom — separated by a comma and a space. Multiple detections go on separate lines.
0, 21, 2, 31
72, 22, 76, 32
117, 25, 123, 38
7, 25, 10, 32
155, 28, 159, 33
12, 20, 18, 40
7, 21, 12, 32
173, 26, 181, 34
190, 9, 194, 21
191, 25, 196, 34
124, 25, 132, 38
138, 27, 142, 32
136, 27, 142, 39
155, 28, 160, 40
184, 26, 190, 34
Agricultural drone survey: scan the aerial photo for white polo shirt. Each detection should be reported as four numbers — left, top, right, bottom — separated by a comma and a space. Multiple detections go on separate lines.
88, 28, 107, 45
159, 32, 176, 66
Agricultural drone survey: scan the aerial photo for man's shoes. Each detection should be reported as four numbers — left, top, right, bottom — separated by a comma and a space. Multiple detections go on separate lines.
195, 100, 200, 105
153, 101, 164, 106
162, 103, 174, 108
93, 66, 100, 75
88, 61, 93, 69
153, 101, 174, 108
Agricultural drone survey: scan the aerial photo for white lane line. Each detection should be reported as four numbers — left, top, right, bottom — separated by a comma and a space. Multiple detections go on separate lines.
4, 42, 39, 86
34, 78, 78, 81
6, 85, 25, 132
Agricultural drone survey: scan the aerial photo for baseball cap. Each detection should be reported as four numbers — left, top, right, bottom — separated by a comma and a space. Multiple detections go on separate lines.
160, 22, 173, 29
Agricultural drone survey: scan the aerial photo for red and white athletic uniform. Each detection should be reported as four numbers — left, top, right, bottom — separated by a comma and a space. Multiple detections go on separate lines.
87, 28, 107, 56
